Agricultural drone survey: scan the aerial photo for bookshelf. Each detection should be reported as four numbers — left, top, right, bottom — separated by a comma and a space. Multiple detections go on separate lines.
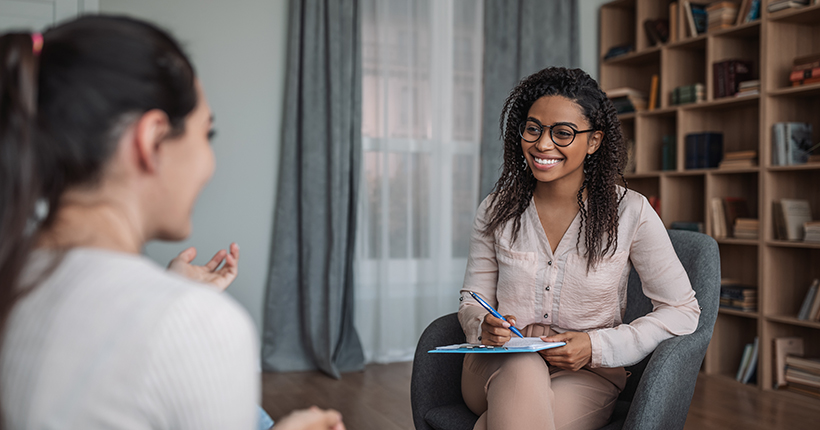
599, 0, 820, 402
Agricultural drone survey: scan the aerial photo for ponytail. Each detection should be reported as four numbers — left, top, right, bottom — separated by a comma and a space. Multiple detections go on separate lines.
0, 32, 42, 428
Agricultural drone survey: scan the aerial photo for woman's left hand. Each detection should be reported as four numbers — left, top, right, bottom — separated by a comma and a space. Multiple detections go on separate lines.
538, 331, 592, 371
167, 243, 240, 291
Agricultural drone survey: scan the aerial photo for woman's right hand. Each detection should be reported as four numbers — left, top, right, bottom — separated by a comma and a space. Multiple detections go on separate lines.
273, 406, 345, 430
480, 314, 517, 346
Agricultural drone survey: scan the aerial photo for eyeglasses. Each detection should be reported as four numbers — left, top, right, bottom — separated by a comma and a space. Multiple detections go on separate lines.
518, 119, 595, 147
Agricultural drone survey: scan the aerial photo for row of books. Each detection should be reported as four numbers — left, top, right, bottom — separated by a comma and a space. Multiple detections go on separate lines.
790, 52, 820, 87
713, 59, 752, 99
736, 336, 758, 384
769, 0, 811, 14
607, 88, 647, 114
710, 196, 756, 239
772, 198, 815, 241
772, 122, 814, 166
706, 1, 739, 32
685, 132, 722, 169
718, 149, 757, 169
720, 280, 757, 312
797, 279, 820, 322
671, 83, 704, 105
774, 337, 820, 399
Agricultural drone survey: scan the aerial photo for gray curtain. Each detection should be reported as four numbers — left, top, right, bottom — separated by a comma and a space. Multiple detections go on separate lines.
479, 0, 578, 200
261, 0, 365, 378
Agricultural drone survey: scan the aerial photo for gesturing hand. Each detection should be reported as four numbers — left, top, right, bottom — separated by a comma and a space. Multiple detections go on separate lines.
167, 243, 239, 291
538, 331, 592, 371
273, 406, 345, 430
480, 314, 518, 346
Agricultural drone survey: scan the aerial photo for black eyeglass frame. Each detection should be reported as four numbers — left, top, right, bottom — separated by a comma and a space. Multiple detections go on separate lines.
518, 119, 595, 147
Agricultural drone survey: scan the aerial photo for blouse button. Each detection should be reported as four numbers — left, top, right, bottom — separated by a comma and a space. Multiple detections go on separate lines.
459, 296, 463, 301
544, 313, 549, 318
545, 286, 550, 291
548, 260, 553, 266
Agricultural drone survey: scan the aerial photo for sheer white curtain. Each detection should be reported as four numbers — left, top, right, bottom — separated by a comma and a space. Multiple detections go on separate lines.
355, 0, 484, 363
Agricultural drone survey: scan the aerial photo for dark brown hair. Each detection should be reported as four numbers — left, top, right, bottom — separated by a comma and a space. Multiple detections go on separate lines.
483, 67, 627, 270
0, 16, 197, 425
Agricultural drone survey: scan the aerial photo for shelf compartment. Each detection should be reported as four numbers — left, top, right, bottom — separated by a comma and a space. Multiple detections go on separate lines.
600, 0, 636, 65
761, 319, 820, 395
660, 174, 704, 227
761, 247, 820, 317
763, 18, 820, 92
678, 102, 760, 171
707, 171, 760, 239
708, 24, 761, 102
635, 111, 676, 173
762, 97, 820, 168
703, 313, 758, 383
719, 243, 759, 288
624, 175, 659, 205
764, 169, 820, 241
662, 42, 706, 109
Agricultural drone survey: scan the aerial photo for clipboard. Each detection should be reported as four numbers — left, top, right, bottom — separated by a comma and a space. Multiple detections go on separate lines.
429, 337, 566, 354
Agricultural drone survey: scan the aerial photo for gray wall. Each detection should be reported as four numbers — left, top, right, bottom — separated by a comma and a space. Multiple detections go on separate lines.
99, 0, 289, 333
577, 0, 610, 81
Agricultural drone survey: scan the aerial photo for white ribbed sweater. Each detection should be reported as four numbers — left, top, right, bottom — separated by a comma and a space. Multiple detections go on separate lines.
1, 248, 258, 429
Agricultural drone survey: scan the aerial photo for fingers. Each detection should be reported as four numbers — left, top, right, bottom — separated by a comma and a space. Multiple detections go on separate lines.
483, 314, 510, 328
204, 249, 227, 271
173, 247, 197, 264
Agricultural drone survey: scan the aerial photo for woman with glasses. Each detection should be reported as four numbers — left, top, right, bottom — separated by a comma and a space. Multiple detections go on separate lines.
0, 16, 343, 430
457, 67, 699, 430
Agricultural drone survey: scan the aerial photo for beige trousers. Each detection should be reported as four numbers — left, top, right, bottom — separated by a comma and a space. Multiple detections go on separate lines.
461, 324, 627, 430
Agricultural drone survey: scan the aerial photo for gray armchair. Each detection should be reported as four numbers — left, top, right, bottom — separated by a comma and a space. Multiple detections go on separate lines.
411, 230, 720, 430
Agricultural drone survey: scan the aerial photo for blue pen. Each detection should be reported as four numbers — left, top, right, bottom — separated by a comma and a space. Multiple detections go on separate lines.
468, 291, 524, 338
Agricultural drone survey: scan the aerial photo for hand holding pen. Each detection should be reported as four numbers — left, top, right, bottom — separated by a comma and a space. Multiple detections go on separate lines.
469, 291, 524, 345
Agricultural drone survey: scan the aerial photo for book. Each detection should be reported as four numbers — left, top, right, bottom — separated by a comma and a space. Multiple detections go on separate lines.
805, 221, 820, 242
685, 132, 723, 169
772, 201, 788, 240
744, 0, 761, 22
643, 19, 669, 46
430, 337, 566, 354
797, 280, 818, 320
767, 0, 810, 12
809, 281, 820, 321
779, 199, 812, 241
604, 44, 634, 60
719, 150, 757, 169
736, 342, 753, 381
720, 282, 757, 311
733, 218, 759, 240
774, 337, 804, 388
713, 59, 753, 98
662, 135, 676, 170
711, 197, 727, 238
723, 197, 750, 237
684, 1, 708, 36
786, 355, 820, 374
670, 1, 679, 43
772, 122, 813, 165
742, 337, 760, 384
648, 74, 659, 111
735, 0, 751, 25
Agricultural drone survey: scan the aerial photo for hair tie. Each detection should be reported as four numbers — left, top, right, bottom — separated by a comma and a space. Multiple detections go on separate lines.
31, 33, 43, 56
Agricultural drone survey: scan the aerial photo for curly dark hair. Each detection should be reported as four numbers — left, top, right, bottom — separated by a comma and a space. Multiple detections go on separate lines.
483, 67, 628, 271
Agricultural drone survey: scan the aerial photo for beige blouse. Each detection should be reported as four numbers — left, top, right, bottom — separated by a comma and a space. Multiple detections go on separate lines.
458, 187, 700, 368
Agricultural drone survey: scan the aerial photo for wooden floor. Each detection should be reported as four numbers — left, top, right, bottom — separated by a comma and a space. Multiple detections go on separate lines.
262, 362, 820, 430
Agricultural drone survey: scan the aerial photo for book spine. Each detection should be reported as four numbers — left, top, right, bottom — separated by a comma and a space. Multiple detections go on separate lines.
790, 67, 820, 81
798, 284, 818, 320
707, 133, 724, 168
686, 134, 698, 169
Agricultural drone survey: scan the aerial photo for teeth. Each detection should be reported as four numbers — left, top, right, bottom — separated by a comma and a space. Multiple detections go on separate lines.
534, 157, 561, 165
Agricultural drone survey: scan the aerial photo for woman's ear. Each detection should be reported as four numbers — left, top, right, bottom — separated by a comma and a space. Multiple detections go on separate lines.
133, 110, 171, 173
587, 130, 604, 155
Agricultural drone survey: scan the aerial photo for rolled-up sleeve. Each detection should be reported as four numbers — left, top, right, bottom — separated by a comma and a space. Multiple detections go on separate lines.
458, 196, 497, 344
587, 196, 700, 368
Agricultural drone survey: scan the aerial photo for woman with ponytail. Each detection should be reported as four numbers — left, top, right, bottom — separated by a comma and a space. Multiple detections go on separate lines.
0, 16, 342, 430
457, 67, 700, 430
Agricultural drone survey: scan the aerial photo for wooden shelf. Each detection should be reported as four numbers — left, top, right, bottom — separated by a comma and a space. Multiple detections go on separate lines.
602, 46, 661, 66
716, 238, 759, 246
767, 3, 820, 24
719, 307, 759, 318
600, 0, 820, 404
618, 112, 637, 120
766, 240, 820, 250
766, 315, 820, 330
